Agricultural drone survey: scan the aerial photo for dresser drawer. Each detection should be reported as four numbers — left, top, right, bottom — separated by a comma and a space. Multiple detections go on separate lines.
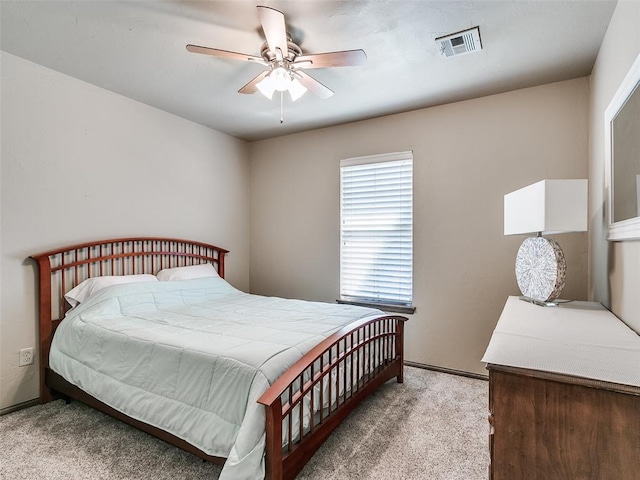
488, 368, 640, 480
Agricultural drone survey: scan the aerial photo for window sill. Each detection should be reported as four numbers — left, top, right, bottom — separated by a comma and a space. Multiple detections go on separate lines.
336, 299, 416, 315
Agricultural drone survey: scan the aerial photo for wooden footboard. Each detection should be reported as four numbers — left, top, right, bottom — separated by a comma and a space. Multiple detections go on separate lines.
258, 314, 407, 480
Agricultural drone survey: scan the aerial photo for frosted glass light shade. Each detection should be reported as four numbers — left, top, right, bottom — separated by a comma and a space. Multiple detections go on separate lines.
256, 75, 275, 99
504, 179, 588, 236
288, 78, 307, 101
271, 67, 292, 91
256, 69, 307, 101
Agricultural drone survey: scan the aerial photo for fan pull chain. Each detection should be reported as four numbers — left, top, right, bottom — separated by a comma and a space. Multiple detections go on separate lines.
280, 91, 284, 124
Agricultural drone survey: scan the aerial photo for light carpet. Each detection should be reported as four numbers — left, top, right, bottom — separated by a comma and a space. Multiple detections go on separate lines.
0, 367, 489, 479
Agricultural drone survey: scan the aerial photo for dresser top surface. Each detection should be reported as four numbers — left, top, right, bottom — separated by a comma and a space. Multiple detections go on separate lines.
482, 296, 640, 387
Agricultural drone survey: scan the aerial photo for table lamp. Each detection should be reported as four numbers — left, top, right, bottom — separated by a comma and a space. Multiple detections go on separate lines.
504, 179, 588, 306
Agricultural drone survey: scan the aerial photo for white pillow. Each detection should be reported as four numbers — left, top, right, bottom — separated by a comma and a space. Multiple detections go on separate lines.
64, 274, 158, 307
156, 263, 219, 281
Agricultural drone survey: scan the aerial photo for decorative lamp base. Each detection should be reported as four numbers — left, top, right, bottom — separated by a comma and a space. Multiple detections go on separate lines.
518, 295, 560, 307
515, 236, 566, 304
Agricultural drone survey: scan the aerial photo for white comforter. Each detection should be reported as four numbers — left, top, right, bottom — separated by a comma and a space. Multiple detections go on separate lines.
49, 277, 382, 480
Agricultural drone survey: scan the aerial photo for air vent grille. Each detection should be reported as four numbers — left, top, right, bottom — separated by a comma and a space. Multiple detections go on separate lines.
436, 26, 482, 58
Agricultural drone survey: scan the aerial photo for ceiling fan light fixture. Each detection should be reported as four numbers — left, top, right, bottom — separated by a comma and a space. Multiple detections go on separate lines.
187, 6, 363, 102
271, 66, 292, 91
256, 75, 276, 99
288, 78, 307, 101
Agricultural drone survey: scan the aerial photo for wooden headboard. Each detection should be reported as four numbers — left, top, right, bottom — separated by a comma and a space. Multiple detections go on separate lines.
30, 237, 228, 402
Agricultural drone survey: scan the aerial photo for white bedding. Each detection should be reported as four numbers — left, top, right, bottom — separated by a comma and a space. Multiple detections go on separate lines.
49, 277, 383, 480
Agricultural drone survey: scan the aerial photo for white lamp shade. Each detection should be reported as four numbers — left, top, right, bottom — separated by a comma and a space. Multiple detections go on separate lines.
271, 67, 292, 91
504, 179, 588, 235
288, 78, 307, 101
256, 75, 276, 100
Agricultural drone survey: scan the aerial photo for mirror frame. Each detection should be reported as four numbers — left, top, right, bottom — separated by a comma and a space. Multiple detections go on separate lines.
605, 52, 640, 241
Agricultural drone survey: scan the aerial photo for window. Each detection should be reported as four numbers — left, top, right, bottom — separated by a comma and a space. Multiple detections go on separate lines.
340, 151, 413, 312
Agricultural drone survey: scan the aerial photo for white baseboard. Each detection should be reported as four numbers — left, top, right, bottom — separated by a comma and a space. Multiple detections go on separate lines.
405, 361, 488, 381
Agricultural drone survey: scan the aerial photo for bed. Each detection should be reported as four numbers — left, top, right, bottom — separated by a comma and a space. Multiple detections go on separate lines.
30, 237, 408, 480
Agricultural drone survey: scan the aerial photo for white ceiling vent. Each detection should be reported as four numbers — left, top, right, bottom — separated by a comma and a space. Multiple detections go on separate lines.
436, 26, 482, 58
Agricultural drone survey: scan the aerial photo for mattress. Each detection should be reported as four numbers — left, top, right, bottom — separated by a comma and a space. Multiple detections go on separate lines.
49, 276, 383, 480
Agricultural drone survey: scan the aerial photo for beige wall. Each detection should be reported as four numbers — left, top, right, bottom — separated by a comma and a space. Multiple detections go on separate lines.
250, 78, 589, 376
0, 53, 251, 410
588, 0, 640, 333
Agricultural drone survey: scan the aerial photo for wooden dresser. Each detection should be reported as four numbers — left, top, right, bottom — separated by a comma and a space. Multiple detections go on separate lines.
482, 297, 640, 480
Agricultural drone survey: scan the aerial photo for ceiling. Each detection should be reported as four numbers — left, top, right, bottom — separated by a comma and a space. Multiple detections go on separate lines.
1, 1, 617, 142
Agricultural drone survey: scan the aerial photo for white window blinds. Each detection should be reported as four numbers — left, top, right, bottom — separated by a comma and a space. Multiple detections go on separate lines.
340, 152, 413, 306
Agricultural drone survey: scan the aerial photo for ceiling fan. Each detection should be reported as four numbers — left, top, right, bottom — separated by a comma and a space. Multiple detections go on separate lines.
186, 5, 367, 102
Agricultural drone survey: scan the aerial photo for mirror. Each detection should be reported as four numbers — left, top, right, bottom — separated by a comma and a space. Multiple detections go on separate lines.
606, 53, 640, 241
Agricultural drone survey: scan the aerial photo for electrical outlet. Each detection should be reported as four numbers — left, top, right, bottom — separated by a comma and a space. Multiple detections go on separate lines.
19, 347, 34, 367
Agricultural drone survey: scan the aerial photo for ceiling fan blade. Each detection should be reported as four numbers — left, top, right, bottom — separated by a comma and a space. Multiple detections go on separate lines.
257, 6, 288, 58
296, 71, 334, 99
293, 49, 367, 69
186, 44, 267, 65
238, 70, 270, 94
